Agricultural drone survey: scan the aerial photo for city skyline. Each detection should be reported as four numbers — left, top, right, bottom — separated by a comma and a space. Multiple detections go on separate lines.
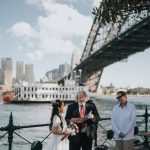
0, 57, 72, 84
0, 0, 150, 88
0, 57, 34, 84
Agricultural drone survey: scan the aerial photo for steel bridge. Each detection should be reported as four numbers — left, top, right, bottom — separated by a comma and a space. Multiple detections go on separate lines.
59, 3, 150, 93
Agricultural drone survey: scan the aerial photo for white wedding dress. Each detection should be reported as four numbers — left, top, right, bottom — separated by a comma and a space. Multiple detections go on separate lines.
51, 115, 69, 150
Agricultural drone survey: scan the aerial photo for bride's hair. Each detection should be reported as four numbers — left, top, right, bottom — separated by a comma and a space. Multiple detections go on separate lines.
49, 99, 64, 130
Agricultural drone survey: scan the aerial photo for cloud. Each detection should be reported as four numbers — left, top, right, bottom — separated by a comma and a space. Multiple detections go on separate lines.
37, 5, 92, 38
25, 0, 55, 11
7, 0, 92, 61
39, 38, 78, 54
17, 44, 24, 51
92, 0, 101, 7
7, 22, 37, 38
26, 50, 44, 61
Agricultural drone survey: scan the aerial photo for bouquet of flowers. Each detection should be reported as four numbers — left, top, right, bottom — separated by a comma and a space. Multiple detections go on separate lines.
61, 122, 79, 140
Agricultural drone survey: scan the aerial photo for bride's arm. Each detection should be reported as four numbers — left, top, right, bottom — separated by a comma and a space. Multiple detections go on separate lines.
52, 126, 65, 135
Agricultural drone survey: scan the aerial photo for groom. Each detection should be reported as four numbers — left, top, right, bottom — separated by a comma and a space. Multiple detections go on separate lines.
65, 90, 100, 150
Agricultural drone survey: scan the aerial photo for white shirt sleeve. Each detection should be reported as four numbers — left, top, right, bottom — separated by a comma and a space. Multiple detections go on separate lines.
52, 115, 61, 127
111, 107, 120, 135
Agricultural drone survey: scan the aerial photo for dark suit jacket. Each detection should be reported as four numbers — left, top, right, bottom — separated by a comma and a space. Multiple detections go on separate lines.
65, 100, 100, 143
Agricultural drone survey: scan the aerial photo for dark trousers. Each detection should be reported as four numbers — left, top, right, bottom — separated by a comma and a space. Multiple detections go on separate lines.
69, 133, 93, 150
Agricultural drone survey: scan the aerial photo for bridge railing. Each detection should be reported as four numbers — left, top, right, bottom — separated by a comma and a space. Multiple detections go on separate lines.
0, 106, 150, 150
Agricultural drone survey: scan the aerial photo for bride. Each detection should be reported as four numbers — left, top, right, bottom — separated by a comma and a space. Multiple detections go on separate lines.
50, 99, 76, 150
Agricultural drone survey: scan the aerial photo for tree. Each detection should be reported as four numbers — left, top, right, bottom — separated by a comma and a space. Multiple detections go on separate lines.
92, 0, 150, 25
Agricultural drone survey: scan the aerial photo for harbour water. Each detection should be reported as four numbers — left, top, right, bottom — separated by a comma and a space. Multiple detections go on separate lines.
0, 95, 150, 150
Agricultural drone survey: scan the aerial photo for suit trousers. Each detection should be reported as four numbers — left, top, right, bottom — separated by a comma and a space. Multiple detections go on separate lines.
115, 139, 134, 150
69, 133, 92, 150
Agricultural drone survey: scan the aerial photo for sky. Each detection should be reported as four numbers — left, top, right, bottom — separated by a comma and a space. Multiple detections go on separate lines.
0, 0, 150, 88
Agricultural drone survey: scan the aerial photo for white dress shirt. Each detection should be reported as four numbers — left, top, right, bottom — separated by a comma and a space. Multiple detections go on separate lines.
111, 102, 136, 140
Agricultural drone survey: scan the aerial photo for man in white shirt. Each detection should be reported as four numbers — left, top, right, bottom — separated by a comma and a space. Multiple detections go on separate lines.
111, 91, 136, 150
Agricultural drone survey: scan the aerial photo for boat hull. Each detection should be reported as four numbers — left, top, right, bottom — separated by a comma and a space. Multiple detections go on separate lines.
2, 91, 14, 103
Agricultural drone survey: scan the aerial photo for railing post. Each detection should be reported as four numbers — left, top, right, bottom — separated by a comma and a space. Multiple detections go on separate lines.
8, 112, 14, 150
145, 106, 148, 133
144, 106, 149, 148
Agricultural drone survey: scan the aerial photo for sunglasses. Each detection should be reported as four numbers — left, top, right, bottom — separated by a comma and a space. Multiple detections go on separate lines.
116, 96, 122, 100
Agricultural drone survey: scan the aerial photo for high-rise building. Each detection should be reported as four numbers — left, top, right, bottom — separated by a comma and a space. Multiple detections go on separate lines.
0, 68, 2, 84
1, 58, 12, 85
46, 71, 53, 81
70, 50, 80, 79
16, 61, 24, 83
52, 68, 59, 80
25, 64, 33, 83
59, 63, 70, 78
45, 68, 60, 81
71, 50, 80, 70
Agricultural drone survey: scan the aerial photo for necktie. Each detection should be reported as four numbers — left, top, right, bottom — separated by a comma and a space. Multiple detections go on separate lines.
80, 105, 84, 118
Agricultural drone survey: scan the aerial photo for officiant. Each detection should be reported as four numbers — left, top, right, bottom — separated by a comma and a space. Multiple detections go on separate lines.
65, 90, 100, 150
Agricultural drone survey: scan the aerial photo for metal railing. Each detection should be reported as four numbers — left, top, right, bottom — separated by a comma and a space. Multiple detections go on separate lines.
0, 106, 150, 150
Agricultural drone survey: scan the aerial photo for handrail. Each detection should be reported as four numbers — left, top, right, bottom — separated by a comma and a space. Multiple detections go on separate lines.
0, 106, 150, 150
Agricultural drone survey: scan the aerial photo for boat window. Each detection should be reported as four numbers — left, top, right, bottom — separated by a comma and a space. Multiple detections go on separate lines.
28, 94, 30, 98
60, 95, 61, 98
63, 88, 64, 90
53, 95, 54, 98
53, 88, 54, 90
66, 95, 68, 99
32, 94, 33, 98
24, 87, 26, 91
35, 88, 37, 91
56, 88, 58, 90
35, 94, 37, 98
28, 87, 30, 91
50, 95, 51, 98
42, 88, 44, 90
63, 95, 64, 99
42, 95, 44, 98
66, 88, 68, 90
32, 87, 34, 91
56, 95, 58, 98
24, 94, 26, 98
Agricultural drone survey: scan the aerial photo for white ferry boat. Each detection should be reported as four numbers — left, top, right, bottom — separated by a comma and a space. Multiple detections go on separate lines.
3, 79, 90, 103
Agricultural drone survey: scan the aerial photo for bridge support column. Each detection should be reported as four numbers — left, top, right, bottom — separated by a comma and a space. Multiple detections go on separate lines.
81, 69, 103, 94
